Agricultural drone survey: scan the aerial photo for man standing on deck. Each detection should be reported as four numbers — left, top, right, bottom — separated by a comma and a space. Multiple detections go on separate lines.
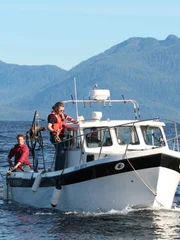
47, 102, 78, 143
47, 102, 78, 170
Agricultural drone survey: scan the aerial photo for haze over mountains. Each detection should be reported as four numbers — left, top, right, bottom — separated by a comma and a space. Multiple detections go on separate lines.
0, 34, 180, 122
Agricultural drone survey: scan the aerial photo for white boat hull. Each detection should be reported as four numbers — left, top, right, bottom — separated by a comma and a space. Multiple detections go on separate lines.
8, 165, 179, 212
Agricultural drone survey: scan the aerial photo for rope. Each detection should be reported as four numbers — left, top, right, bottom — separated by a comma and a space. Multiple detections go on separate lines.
124, 124, 157, 197
126, 156, 157, 196
121, 117, 179, 199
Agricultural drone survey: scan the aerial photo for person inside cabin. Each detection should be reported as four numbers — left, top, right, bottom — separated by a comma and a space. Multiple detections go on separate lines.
47, 102, 78, 170
7, 133, 31, 172
86, 127, 101, 147
105, 137, 112, 146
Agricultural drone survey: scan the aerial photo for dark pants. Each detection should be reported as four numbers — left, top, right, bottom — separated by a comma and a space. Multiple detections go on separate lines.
54, 142, 66, 171
50, 134, 66, 171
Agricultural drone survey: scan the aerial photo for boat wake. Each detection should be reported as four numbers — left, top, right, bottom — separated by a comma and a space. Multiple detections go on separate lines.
62, 203, 180, 217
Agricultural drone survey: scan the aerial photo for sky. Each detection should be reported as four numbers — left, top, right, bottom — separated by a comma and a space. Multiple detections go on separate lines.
0, 0, 180, 70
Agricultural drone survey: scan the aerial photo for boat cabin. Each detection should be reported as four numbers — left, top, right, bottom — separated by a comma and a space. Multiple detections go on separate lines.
64, 115, 167, 168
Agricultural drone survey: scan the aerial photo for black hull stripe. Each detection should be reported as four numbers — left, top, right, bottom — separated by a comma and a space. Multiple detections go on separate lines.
8, 153, 180, 188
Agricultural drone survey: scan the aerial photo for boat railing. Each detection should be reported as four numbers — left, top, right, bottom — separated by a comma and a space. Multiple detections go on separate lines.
52, 117, 161, 165
63, 99, 141, 120
160, 118, 180, 152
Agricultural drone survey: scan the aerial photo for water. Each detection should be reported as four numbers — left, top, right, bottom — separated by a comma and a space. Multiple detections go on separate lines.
0, 121, 180, 240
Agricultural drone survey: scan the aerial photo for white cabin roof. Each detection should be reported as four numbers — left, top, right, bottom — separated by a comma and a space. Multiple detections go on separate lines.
66, 119, 165, 130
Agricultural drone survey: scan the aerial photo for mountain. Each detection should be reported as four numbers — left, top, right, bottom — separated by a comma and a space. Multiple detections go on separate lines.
0, 34, 180, 122
0, 61, 67, 104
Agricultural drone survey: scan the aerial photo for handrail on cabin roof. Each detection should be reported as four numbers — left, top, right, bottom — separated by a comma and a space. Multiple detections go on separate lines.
63, 99, 141, 120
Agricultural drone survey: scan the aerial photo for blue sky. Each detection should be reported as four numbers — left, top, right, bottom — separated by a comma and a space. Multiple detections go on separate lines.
0, 0, 179, 70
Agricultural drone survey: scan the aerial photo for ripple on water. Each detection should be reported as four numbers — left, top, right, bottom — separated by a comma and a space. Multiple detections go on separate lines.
0, 196, 180, 240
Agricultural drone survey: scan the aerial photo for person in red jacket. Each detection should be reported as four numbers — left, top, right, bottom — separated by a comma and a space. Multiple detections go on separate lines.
8, 133, 31, 172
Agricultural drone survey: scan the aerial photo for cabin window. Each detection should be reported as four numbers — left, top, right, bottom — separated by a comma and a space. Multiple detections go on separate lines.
114, 126, 139, 145
141, 126, 165, 146
64, 130, 81, 149
84, 127, 112, 148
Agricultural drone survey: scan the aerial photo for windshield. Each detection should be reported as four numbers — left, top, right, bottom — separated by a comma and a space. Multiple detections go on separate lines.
141, 126, 165, 146
114, 126, 139, 145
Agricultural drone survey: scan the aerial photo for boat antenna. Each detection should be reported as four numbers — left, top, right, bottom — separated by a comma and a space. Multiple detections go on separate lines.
89, 97, 92, 108
71, 95, 75, 104
74, 77, 79, 120
83, 97, 86, 108
122, 95, 126, 104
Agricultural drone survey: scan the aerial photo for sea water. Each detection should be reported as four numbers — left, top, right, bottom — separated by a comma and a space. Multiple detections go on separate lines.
0, 121, 180, 240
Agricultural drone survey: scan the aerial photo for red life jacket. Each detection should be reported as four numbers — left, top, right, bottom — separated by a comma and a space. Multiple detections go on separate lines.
50, 111, 66, 134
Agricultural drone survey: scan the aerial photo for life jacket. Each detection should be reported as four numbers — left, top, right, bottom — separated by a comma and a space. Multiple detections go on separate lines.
50, 111, 66, 134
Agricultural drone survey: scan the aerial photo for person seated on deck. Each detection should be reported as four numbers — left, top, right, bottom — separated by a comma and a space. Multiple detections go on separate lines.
86, 127, 101, 147
7, 134, 31, 172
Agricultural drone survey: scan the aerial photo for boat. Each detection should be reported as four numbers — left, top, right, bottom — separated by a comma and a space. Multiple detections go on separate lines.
3, 85, 180, 212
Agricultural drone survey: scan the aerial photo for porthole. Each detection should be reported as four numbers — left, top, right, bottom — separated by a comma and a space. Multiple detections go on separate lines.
115, 162, 125, 171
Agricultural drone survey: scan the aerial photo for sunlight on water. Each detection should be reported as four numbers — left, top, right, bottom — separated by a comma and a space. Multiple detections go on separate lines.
64, 205, 136, 217
33, 212, 54, 215
0, 191, 180, 240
